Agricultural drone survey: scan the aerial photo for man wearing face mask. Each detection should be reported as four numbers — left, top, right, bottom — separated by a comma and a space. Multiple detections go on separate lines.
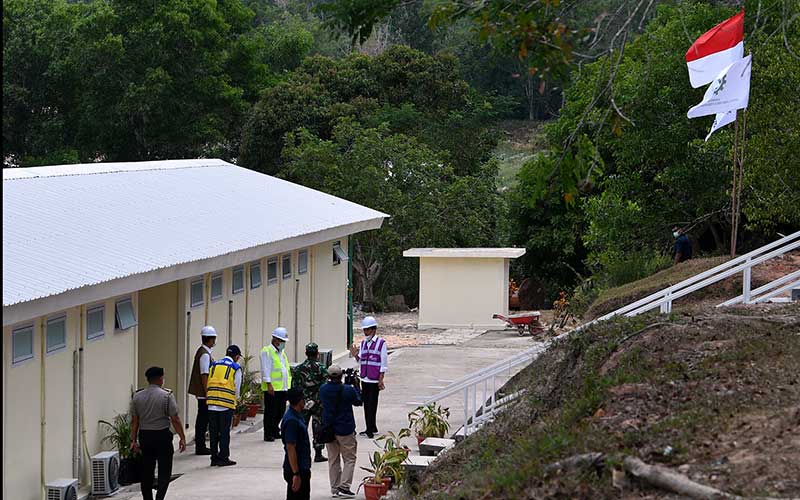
187, 325, 216, 455
672, 226, 693, 265
349, 316, 387, 438
261, 327, 293, 442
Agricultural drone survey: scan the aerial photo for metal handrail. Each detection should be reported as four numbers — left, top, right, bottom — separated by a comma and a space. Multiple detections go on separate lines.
718, 270, 800, 306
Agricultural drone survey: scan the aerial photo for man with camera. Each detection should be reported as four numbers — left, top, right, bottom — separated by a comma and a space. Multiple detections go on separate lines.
319, 364, 362, 498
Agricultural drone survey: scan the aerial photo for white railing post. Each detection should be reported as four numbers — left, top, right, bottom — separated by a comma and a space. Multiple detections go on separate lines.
463, 386, 469, 436
659, 290, 672, 314
743, 257, 752, 303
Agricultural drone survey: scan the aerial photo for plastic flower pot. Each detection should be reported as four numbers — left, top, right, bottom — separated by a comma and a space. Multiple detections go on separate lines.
363, 482, 384, 500
233, 414, 240, 427
381, 477, 391, 494
247, 403, 260, 418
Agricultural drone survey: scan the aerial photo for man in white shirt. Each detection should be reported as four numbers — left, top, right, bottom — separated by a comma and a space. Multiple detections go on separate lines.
187, 326, 216, 455
260, 327, 292, 442
349, 316, 387, 438
207, 345, 242, 466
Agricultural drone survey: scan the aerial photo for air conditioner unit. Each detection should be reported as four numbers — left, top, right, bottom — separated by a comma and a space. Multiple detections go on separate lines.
319, 349, 334, 369
91, 451, 120, 496
45, 478, 78, 500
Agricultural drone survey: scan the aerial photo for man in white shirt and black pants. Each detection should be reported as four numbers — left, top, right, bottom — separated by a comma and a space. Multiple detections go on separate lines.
350, 316, 387, 438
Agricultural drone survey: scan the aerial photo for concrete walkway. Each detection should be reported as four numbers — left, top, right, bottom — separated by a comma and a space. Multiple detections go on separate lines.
115, 330, 535, 499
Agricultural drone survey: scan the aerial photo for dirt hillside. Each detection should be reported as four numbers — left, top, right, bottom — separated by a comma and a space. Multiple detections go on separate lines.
402, 303, 800, 499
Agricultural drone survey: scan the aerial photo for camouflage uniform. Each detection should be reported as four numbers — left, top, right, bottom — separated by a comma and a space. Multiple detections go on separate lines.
292, 345, 328, 453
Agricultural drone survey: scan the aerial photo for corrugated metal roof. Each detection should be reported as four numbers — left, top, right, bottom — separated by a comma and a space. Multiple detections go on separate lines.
3, 160, 387, 307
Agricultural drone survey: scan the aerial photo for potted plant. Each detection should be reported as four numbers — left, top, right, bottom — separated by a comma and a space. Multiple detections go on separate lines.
240, 354, 262, 418
359, 448, 409, 499
99, 413, 140, 486
374, 429, 411, 489
408, 403, 451, 447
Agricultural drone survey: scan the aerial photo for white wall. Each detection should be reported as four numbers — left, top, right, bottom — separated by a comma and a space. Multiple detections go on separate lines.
417, 257, 509, 330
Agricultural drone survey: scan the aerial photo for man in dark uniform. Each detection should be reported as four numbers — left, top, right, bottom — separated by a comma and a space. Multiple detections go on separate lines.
673, 226, 693, 265
130, 366, 187, 500
281, 387, 312, 500
292, 342, 328, 463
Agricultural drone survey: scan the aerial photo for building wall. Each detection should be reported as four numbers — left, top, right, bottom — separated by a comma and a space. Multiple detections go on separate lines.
138, 283, 179, 389
417, 257, 509, 330
311, 237, 349, 354
2, 293, 138, 500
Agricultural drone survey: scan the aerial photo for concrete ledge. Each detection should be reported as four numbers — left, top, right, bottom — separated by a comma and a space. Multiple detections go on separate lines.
418, 323, 505, 330
419, 437, 456, 456
402, 455, 437, 472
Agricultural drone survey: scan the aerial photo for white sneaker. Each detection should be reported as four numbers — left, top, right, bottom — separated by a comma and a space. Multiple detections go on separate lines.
331, 491, 340, 498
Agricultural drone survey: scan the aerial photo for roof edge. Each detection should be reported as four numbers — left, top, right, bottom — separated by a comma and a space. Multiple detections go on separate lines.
403, 248, 526, 259
3, 159, 234, 181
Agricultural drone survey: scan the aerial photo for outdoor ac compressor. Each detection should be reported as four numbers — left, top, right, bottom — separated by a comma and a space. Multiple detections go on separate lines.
91, 451, 120, 496
45, 478, 78, 500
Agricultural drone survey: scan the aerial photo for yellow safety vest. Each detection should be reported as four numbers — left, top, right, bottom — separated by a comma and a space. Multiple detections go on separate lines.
206, 358, 240, 410
261, 345, 292, 391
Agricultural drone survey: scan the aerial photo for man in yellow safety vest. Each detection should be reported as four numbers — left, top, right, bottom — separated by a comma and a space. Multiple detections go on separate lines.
261, 327, 292, 442
206, 344, 242, 466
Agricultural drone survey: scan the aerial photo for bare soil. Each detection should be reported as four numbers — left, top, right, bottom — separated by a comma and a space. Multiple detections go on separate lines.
402, 303, 800, 499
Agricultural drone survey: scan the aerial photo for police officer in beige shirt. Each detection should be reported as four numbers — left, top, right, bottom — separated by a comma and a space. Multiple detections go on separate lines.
130, 366, 186, 500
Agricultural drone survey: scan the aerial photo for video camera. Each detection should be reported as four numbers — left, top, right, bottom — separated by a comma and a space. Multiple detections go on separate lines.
343, 367, 359, 388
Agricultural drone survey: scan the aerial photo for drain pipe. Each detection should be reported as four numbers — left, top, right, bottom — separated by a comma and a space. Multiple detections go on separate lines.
294, 278, 300, 361
228, 300, 233, 348
40, 318, 46, 498
72, 308, 82, 479
79, 307, 90, 484
310, 249, 315, 342
244, 273, 250, 358
185, 311, 191, 428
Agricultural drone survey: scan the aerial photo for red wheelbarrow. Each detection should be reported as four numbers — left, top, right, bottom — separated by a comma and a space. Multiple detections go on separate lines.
493, 312, 545, 336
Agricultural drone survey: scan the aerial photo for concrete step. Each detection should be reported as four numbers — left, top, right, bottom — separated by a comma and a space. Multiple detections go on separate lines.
419, 437, 456, 456
402, 454, 437, 473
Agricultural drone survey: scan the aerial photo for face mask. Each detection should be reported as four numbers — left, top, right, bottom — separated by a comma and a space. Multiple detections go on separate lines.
673, 231, 680, 238
278, 341, 286, 352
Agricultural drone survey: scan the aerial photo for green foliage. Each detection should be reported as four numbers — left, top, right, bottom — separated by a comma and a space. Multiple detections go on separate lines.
99, 413, 138, 460
408, 403, 451, 438
316, 0, 400, 47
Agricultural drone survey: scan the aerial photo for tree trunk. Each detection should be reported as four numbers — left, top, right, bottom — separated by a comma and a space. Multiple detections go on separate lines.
352, 240, 382, 311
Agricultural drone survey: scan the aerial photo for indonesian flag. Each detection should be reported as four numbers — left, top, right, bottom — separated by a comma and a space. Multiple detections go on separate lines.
705, 110, 736, 141
688, 55, 751, 119
685, 10, 744, 88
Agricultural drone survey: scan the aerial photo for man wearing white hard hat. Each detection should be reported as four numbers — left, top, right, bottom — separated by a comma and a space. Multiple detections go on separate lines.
187, 325, 217, 455
349, 316, 387, 438
260, 327, 293, 442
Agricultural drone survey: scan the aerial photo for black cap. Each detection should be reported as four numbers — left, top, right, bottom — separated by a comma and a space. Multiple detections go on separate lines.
145, 366, 164, 380
226, 344, 242, 357
287, 387, 304, 405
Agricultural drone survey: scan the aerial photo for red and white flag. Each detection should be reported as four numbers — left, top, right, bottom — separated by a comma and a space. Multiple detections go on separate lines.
687, 55, 751, 119
685, 10, 744, 88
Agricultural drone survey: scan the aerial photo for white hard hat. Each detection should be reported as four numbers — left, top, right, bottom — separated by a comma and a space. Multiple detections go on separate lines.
272, 327, 289, 341
361, 316, 378, 330
200, 325, 217, 338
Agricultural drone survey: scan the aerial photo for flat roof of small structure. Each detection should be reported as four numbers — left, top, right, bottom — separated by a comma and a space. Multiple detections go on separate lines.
403, 248, 526, 259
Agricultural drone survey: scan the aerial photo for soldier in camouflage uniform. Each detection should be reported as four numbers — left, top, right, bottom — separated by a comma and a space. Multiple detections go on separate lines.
292, 342, 328, 462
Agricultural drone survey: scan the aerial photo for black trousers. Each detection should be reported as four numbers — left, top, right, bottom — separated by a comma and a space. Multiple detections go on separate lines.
361, 382, 380, 434
208, 409, 233, 461
195, 398, 209, 451
283, 469, 311, 500
264, 390, 288, 439
138, 429, 173, 500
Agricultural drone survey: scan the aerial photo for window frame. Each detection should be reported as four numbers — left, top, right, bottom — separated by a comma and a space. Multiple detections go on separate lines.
190, 278, 205, 308
86, 304, 105, 341
115, 297, 137, 331
232, 266, 245, 294
12, 324, 35, 366
298, 249, 308, 275
333, 241, 348, 265
210, 272, 224, 301
250, 261, 262, 289
282, 254, 292, 280
267, 257, 278, 285
45, 314, 67, 355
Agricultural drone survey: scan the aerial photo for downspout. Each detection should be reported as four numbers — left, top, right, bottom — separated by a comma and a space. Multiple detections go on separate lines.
245, 273, 250, 358
310, 249, 315, 343
294, 278, 300, 362
203, 273, 210, 325
348, 238, 354, 348
228, 300, 233, 348
72, 309, 82, 479
40, 318, 46, 497
80, 307, 90, 484
185, 311, 191, 428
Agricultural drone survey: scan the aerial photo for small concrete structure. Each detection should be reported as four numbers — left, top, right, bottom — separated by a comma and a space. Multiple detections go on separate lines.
403, 248, 526, 330
419, 437, 456, 456
402, 454, 437, 472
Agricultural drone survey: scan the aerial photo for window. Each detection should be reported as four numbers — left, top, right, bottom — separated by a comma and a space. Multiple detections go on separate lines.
250, 262, 262, 289
210, 273, 223, 301
232, 266, 245, 294
115, 298, 137, 330
190, 278, 204, 307
333, 241, 348, 265
282, 254, 292, 280
46, 315, 67, 354
86, 305, 105, 340
298, 250, 308, 275
267, 258, 278, 285
12, 325, 34, 365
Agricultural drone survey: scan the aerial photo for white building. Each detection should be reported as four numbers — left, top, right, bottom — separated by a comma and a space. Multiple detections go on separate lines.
2, 159, 386, 499
403, 248, 525, 330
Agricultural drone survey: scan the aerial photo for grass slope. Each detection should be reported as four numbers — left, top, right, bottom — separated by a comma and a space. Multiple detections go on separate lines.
404, 304, 800, 499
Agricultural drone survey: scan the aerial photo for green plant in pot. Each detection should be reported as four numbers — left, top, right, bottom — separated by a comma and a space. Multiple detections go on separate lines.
374, 428, 411, 489
359, 448, 409, 499
99, 413, 140, 485
408, 403, 450, 446
238, 354, 262, 418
